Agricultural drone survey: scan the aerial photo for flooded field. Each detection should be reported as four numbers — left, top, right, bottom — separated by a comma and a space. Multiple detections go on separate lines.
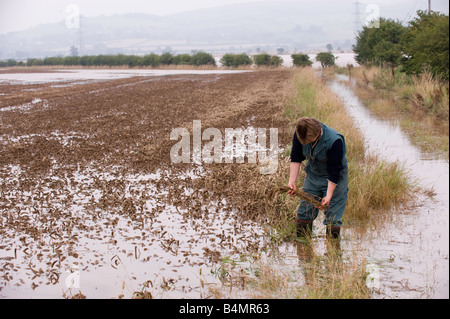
0, 69, 292, 298
0, 69, 250, 86
0, 68, 448, 299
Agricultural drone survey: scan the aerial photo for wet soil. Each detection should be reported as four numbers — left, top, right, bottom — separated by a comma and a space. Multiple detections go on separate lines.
0, 70, 294, 298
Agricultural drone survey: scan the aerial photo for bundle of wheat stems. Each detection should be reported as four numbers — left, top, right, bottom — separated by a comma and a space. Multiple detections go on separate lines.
267, 186, 328, 210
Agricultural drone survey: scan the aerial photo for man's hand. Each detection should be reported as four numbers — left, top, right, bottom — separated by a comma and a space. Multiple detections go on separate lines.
320, 194, 332, 208
317, 180, 337, 209
287, 181, 297, 196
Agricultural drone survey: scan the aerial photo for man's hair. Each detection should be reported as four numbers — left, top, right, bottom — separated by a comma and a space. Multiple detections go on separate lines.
295, 117, 322, 145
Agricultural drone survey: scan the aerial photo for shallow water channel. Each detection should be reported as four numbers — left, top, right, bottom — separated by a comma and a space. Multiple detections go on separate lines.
328, 75, 449, 298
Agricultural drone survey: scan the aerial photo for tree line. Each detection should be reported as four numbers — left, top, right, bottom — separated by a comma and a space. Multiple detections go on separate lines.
0, 52, 217, 68
1, 52, 327, 69
353, 10, 449, 80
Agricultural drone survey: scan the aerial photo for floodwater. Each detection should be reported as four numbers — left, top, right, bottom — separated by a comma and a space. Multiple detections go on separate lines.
278, 53, 358, 68
0, 68, 447, 299
0, 69, 249, 85
0, 70, 275, 299
329, 75, 449, 298
0, 162, 268, 299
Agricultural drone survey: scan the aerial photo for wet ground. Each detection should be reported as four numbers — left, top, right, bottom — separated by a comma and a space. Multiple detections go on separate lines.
0, 68, 447, 299
0, 69, 292, 298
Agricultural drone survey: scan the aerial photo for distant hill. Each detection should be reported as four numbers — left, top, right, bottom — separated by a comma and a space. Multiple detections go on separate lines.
1, 0, 447, 60
0, 1, 359, 59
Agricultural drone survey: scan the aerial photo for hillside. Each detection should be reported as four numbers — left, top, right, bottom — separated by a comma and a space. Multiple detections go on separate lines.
3, 0, 445, 59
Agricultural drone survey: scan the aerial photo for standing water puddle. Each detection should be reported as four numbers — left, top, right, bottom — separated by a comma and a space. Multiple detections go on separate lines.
328, 74, 449, 298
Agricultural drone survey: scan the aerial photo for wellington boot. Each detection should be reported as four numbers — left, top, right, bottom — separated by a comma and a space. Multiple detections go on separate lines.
296, 219, 313, 238
326, 225, 341, 239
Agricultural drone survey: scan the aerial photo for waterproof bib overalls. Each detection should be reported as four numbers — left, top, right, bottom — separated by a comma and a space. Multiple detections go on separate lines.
297, 124, 349, 227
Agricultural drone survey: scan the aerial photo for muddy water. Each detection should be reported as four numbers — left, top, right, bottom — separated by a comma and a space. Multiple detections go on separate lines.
0, 162, 268, 299
329, 75, 449, 298
1, 70, 294, 299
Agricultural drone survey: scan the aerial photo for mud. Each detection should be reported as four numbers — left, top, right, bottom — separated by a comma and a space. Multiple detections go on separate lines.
0, 70, 293, 298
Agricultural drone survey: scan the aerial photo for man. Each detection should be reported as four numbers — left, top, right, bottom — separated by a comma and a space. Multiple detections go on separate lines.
288, 117, 348, 239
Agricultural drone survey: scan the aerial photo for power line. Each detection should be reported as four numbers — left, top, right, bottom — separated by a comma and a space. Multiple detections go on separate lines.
79, 15, 82, 56
403, 0, 421, 24
353, 1, 363, 32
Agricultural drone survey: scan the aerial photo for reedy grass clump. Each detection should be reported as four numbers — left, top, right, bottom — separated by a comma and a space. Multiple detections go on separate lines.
207, 239, 370, 299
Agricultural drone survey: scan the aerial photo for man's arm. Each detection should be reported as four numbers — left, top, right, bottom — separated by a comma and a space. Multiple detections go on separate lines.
321, 180, 336, 207
321, 139, 344, 207
288, 162, 301, 195
288, 132, 305, 195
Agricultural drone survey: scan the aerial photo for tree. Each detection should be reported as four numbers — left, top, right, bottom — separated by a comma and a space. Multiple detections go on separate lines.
142, 54, 160, 67
253, 54, 271, 66
26, 58, 44, 66
234, 53, 252, 67
64, 56, 80, 66
220, 54, 234, 67
291, 54, 313, 67
160, 52, 174, 65
190, 52, 216, 66
173, 54, 192, 65
220, 53, 252, 68
326, 43, 333, 53
269, 55, 283, 67
373, 39, 402, 77
353, 18, 404, 70
315, 52, 336, 68
6, 59, 18, 67
401, 10, 449, 80
253, 54, 283, 67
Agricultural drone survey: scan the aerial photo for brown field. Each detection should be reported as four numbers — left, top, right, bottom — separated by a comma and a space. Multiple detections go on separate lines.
0, 70, 295, 298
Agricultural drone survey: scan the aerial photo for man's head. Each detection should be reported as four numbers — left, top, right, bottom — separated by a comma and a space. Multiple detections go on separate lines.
295, 117, 322, 145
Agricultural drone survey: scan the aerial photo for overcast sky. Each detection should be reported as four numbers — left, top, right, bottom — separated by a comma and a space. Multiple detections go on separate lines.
0, 0, 448, 35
